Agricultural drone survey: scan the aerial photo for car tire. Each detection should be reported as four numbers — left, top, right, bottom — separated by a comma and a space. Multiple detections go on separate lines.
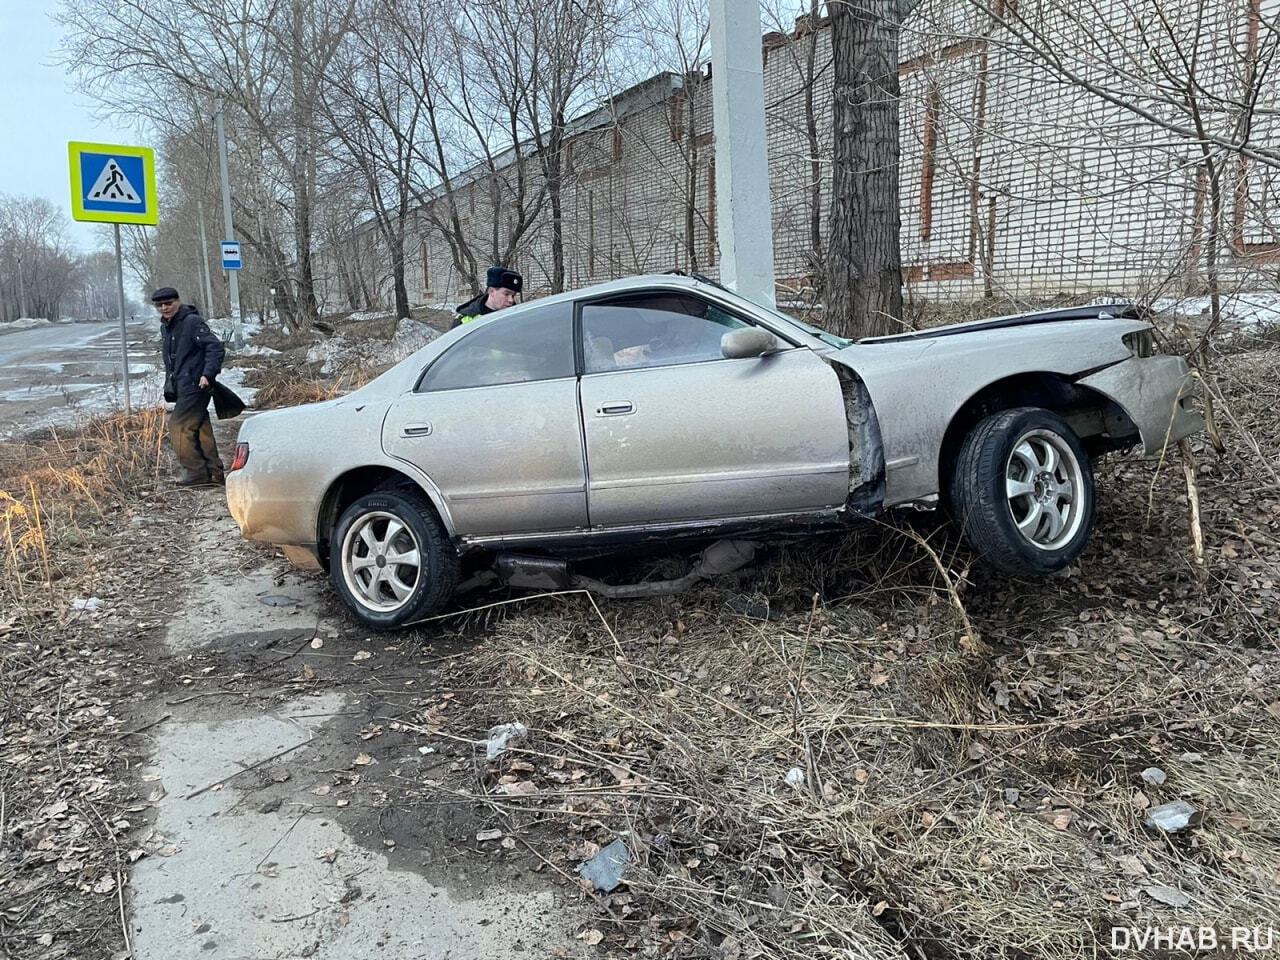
330, 490, 459, 629
950, 407, 1095, 575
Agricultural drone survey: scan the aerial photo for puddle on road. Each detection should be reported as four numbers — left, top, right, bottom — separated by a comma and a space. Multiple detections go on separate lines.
133, 693, 568, 960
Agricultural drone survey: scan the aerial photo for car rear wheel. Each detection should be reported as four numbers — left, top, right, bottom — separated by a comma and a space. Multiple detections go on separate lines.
330, 490, 459, 629
950, 407, 1095, 574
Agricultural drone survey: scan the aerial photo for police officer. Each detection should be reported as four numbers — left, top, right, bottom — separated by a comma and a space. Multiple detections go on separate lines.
451, 266, 523, 329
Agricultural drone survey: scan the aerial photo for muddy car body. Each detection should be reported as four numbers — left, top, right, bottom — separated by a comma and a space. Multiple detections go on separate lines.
227, 275, 1201, 628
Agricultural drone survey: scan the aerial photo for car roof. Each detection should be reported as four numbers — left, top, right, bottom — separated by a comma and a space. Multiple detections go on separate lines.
500, 274, 713, 316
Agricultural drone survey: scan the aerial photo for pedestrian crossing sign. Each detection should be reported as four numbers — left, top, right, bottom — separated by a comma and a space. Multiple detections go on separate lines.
68, 141, 158, 225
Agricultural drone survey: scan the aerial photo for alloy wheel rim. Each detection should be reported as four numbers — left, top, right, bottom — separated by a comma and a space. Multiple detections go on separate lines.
341, 511, 422, 612
1003, 429, 1086, 551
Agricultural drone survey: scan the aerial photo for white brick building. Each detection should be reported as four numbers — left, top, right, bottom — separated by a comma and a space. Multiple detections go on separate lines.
314, 0, 1279, 314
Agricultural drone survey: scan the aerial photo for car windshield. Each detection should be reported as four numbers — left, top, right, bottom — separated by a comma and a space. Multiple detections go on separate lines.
695, 277, 853, 348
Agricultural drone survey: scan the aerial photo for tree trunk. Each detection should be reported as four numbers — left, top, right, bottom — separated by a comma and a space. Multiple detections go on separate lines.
290, 0, 319, 324
549, 113, 566, 293
805, 0, 824, 296
826, 0, 910, 339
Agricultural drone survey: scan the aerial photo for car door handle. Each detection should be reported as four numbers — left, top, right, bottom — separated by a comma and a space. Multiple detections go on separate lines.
597, 401, 635, 416
401, 422, 433, 437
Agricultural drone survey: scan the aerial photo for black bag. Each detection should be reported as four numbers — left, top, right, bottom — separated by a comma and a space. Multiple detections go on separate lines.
163, 375, 176, 404
210, 380, 246, 420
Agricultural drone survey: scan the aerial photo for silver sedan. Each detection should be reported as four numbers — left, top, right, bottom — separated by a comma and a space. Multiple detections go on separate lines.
227, 275, 1201, 628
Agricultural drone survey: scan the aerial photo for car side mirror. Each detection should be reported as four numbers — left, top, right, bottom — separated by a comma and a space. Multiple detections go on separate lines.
721, 327, 778, 359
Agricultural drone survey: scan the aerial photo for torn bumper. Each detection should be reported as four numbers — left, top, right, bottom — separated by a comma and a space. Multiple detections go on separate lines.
1077, 355, 1203, 455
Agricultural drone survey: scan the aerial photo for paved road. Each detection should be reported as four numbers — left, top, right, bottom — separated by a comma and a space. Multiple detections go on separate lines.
0, 319, 159, 438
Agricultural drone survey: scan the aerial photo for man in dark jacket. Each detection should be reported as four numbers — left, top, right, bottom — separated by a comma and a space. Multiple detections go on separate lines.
154, 287, 226, 485
450, 266, 523, 330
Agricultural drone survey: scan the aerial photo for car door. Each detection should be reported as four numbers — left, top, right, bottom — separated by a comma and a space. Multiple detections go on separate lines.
381, 301, 587, 537
577, 291, 850, 528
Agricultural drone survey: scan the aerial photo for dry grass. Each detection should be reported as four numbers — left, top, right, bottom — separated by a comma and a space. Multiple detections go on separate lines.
245, 367, 352, 409
0, 407, 172, 960
396, 346, 1280, 959
0, 407, 167, 610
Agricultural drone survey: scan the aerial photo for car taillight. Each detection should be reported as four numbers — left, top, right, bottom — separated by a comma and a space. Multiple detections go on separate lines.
231, 442, 250, 471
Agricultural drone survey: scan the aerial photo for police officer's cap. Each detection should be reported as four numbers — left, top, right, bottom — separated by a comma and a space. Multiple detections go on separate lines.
150, 286, 180, 303
485, 266, 522, 293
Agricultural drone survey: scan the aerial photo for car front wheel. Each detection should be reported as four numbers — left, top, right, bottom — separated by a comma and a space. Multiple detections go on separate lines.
330, 490, 459, 629
950, 407, 1095, 575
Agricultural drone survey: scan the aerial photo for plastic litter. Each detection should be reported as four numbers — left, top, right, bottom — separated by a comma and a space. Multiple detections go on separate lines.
485, 722, 528, 760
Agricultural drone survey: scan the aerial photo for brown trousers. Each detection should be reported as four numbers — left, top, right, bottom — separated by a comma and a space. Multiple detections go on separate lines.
169, 391, 223, 481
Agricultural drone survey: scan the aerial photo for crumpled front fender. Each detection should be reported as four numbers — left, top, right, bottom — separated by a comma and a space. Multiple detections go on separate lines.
1077, 356, 1202, 455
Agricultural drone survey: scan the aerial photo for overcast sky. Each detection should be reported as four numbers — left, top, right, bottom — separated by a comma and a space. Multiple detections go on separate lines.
1, 1, 146, 253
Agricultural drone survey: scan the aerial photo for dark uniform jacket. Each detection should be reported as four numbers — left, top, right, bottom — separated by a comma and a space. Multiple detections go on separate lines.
162, 304, 225, 400
450, 292, 493, 330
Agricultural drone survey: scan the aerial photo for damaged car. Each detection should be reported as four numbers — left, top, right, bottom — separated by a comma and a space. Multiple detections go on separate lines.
226, 274, 1202, 629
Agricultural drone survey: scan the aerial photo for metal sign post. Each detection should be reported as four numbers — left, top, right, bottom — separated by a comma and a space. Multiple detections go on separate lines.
112, 224, 130, 414
215, 102, 243, 345
68, 141, 158, 417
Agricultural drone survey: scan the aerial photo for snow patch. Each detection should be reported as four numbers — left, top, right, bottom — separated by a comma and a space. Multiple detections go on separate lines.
305, 318, 439, 375
1150, 291, 1280, 327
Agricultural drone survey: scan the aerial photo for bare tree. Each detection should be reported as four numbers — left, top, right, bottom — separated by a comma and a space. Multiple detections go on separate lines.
0, 196, 77, 320
58, 0, 358, 326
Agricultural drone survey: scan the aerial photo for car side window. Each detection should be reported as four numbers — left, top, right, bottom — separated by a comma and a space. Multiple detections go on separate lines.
581, 293, 751, 373
418, 301, 575, 392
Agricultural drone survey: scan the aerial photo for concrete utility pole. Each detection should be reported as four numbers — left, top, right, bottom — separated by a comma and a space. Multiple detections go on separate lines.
215, 101, 243, 343
196, 199, 216, 318
709, 0, 777, 308
16, 251, 27, 318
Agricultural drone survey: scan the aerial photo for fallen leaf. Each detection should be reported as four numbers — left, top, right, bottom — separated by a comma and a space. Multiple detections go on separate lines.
302, 664, 316, 681
577, 930, 605, 945
312, 785, 331, 796
316, 848, 339, 863
872, 901, 888, 916
353, 650, 373, 662
93, 875, 117, 895
353, 754, 374, 767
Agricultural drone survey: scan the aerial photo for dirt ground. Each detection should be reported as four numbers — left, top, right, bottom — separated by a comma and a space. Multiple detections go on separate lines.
1, 313, 1277, 960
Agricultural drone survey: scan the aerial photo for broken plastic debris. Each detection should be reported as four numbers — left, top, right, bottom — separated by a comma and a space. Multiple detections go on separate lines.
72, 597, 105, 612
1144, 800, 1201, 833
1140, 767, 1167, 786
485, 722, 528, 760
784, 767, 806, 788
577, 838, 630, 892
1144, 884, 1191, 908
